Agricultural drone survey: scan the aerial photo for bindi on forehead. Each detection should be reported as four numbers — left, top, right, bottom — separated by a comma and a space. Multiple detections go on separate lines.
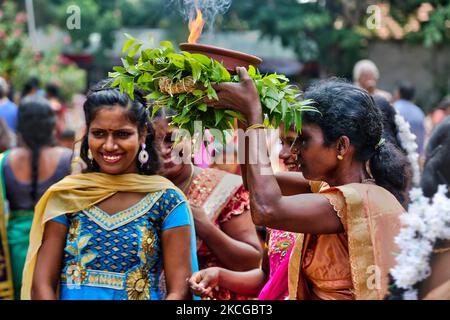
91, 107, 136, 129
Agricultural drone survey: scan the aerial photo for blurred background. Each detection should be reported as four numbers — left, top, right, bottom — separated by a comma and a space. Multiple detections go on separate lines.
1, 0, 449, 147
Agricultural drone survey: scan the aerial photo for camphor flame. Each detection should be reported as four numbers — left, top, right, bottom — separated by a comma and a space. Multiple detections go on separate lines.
188, 7, 205, 44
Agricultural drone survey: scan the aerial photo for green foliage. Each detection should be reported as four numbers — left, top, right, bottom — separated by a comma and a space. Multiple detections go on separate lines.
0, 1, 86, 100
34, 0, 450, 79
390, 0, 450, 48
0, 1, 28, 80
219, 0, 368, 76
13, 48, 86, 101
36, 0, 122, 52
110, 38, 317, 135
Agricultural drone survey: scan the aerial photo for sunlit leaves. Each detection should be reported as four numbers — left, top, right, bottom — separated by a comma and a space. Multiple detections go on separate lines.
110, 39, 317, 135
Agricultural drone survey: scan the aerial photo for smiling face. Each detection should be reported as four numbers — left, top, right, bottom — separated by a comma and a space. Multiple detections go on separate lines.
152, 117, 191, 179
278, 123, 299, 172
88, 106, 145, 175
291, 123, 339, 181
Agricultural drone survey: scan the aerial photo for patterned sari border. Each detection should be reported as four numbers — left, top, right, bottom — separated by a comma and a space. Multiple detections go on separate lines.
288, 233, 304, 300
82, 191, 163, 231
337, 185, 377, 300
202, 173, 242, 221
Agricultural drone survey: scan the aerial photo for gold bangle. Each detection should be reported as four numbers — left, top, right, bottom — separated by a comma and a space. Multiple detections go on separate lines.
433, 247, 450, 254
245, 123, 265, 133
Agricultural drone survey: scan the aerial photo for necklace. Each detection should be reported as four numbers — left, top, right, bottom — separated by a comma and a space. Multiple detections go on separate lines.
179, 163, 195, 193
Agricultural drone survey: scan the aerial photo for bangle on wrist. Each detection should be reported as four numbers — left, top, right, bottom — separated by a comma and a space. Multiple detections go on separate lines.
245, 123, 265, 133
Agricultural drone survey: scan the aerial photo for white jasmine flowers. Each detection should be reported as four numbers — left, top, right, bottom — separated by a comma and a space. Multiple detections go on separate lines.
395, 113, 421, 186
390, 185, 450, 299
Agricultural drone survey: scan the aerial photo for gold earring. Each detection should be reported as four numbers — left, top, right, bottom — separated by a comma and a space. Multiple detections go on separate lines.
337, 155, 344, 160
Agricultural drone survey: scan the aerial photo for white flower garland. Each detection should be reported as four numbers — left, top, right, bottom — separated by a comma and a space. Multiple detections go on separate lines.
390, 185, 450, 299
394, 113, 421, 186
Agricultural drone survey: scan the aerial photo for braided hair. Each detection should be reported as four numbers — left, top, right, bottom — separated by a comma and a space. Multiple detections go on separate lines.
17, 97, 57, 201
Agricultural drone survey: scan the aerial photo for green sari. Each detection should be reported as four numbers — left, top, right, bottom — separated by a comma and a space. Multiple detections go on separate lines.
0, 151, 14, 299
0, 151, 34, 299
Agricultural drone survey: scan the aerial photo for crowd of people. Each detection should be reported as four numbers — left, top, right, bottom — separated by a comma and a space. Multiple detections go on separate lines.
0, 57, 448, 300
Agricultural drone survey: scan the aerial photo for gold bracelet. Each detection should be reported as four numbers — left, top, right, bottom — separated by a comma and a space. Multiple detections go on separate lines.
245, 123, 265, 133
433, 247, 450, 254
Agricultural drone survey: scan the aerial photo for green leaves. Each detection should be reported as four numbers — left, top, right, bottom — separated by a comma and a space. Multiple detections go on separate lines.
109, 38, 318, 135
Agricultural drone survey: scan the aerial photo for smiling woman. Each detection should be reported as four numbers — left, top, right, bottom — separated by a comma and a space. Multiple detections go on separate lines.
79, 80, 160, 176
21, 81, 199, 300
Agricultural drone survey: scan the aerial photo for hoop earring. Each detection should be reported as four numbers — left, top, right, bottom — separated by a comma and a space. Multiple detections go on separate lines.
138, 143, 149, 166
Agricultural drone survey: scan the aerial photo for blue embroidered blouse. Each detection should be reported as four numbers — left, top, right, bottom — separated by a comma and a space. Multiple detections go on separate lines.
52, 189, 198, 300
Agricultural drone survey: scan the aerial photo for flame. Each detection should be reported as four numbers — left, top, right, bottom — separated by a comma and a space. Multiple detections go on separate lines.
188, 8, 205, 44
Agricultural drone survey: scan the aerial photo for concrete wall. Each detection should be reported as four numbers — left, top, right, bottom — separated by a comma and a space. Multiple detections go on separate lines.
368, 40, 450, 110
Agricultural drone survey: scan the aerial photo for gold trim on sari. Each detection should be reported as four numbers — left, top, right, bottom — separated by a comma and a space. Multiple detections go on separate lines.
188, 168, 243, 223
288, 183, 404, 300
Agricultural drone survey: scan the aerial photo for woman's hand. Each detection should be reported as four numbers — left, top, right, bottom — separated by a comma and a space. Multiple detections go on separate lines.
207, 67, 263, 125
189, 204, 213, 240
188, 267, 221, 299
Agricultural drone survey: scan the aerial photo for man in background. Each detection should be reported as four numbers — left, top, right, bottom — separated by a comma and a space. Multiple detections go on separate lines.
393, 81, 426, 157
353, 59, 393, 102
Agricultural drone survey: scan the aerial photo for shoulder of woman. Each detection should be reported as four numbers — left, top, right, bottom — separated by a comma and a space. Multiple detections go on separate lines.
162, 188, 186, 204
55, 146, 74, 155
4, 147, 28, 166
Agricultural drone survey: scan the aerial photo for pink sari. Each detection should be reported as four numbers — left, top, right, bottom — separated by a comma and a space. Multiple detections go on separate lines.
258, 229, 296, 300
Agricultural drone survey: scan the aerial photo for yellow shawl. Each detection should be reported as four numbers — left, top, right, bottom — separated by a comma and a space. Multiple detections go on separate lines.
21, 172, 183, 300
288, 183, 404, 300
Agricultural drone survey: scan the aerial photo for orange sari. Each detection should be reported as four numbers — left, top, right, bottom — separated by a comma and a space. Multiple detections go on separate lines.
288, 183, 404, 300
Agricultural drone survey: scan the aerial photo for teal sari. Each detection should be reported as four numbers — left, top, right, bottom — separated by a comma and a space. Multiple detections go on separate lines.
0, 151, 34, 299
0, 151, 14, 299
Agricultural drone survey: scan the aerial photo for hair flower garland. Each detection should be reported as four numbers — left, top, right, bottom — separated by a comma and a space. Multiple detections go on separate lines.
389, 185, 450, 299
394, 113, 421, 186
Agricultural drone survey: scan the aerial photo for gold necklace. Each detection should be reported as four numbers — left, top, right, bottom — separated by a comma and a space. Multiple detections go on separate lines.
180, 163, 195, 193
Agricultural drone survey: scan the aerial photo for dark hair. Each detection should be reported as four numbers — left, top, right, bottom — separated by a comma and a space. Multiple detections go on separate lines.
18, 97, 57, 201
80, 80, 160, 175
60, 129, 76, 140
397, 81, 415, 101
373, 96, 413, 205
45, 83, 61, 99
421, 115, 450, 197
21, 77, 40, 98
152, 106, 178, 122
373, 96, 401, 148
303, 79, 412, 205
437, 96, 450, 110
